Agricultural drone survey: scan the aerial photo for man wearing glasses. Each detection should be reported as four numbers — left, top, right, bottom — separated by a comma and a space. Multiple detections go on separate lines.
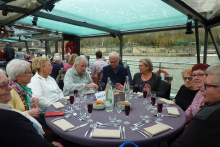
99, 52, 131, 87
171, 64, 220, 147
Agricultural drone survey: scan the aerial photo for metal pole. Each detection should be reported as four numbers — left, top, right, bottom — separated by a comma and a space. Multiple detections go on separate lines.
55, 41, 58, 53
62, 39, 64, 60
195, 19, 200, 63
25, 41, 29, 54
159, 62, 161, 74
118, 34, 123, 61
77, 38, 80, 56
203, 28, 208, 64
45, 40, 48, 56
208, 28, 220, 60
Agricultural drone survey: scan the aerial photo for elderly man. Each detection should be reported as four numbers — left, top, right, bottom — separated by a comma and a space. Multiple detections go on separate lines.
99, 52, 131, 86
62, 53, 71, 65
171, 64, 220, 147
3, 42, 14, 62
63, 56, 98, 96
50, 56, 62, 80
91, 51, 108, 77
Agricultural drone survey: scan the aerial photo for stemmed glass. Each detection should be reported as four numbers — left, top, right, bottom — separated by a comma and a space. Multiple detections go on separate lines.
156, 100, 163, 122
87, 101, 93, 122
143, 88, 148, 105
73, 90, 79, 110
140, 106, 148, 121
124, 103, 131, 125
129, 85, 133, 99
69, 93, 75, 112
78, 90, 85, 109
150, 93, 156, 113
115, 97, 122, 123
134, 84, 138, 98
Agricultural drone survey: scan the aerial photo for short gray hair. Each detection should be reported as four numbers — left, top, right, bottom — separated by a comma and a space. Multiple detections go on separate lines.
6, 59, 31, 81
54, 56, 61, 62
65, 53, 71, 58
139, 58, 153, 71
109, 52, 119, 59
74, 56, 88, 66
205, 64, 220, 88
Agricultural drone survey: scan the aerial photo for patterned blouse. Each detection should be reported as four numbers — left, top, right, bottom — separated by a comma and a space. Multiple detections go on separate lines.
185, 90, 204, 123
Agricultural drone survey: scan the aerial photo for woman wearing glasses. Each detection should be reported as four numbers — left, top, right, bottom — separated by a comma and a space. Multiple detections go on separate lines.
6, 59, 41, 118
172, 67, 199, 111
185, 63, 210, 124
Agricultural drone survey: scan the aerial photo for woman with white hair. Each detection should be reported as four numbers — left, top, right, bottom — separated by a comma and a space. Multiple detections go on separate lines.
28, 57, 64, 108
51, 56, 62, 80
6, 59, 41, 118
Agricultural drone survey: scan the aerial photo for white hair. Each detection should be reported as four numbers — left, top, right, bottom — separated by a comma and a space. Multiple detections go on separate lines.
65, 53, 71, 58
109, 52, 119, 59
54, 56, 61, 62
6, 59, 31, 81
54, 53, 61, 57
205, 64, 220, 87
74, 56, 88, 66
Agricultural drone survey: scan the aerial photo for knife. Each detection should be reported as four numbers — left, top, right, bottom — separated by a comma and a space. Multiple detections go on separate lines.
155, 121, 174, 130
137, 120, 151, 127
123, 126, 126, 140
68, 123, 89, 131
119, 126, 123, 140
72, 114, 83, 122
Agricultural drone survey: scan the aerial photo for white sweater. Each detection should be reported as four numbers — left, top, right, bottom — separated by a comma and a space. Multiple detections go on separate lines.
28, 72, 64, 108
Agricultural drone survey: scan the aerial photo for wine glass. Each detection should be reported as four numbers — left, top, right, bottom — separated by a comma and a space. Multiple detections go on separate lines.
134, 84, 138, 98
87, 102, 93, 122
69, 93, 74, 112
143, 88, 148, 105
140, 106, 148, 121
124, 103, 131, 125
115, 99, 122, 123
150, 93, 156, 113
73, 90, 79, 110
156, 100, 163, 122
129, 85, 133, 99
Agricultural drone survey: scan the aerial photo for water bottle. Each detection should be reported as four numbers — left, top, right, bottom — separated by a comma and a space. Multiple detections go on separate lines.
123, 76, 130, 100
106, 80, 114, 112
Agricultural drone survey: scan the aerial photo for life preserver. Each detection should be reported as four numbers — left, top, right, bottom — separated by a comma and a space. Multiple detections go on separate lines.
156, 70, 171, 84
65, 42, 77, 55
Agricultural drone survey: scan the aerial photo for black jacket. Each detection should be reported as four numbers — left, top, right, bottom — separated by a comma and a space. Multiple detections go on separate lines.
3, 46, 14, 62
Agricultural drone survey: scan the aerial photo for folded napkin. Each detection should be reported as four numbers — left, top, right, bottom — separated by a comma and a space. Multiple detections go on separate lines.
62, 96, 69, 100
52, 102, 65, 109
167, 107, 180, 116
159, 98, 176, 105
92, 128, 120, 138
136, 92, 143, 97
143, 123, 170, 136
53, 119, 75, 131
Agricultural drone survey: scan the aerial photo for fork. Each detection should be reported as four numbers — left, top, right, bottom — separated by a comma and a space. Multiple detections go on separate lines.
73, 112, 85, 120
84, 124, 93, 137
50, 113, 71, 122
130, 126, 148, 138
89, 122, 97, 138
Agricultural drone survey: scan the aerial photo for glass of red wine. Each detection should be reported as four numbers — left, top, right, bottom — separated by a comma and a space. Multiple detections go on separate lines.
124, 103, 131, 125
156, 100, 163, 121
87, 102, 93, 122
143, 88, 147, 104
69, 93, 75, 112
134, 84, 139, 98
150, 93, 156, 113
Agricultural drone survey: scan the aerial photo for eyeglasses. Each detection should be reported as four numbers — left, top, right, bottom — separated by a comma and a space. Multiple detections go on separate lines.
204, 82, 220, 90
110, 60, 118, 64
25, 71, 33, 74
0, 82, 10, 89
190, 73, 207, 78
183, 77, 193, 81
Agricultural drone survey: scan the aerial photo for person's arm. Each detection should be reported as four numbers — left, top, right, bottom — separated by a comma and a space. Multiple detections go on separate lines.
0, 111, 56, 147
152, 78, 164, 97
98, 69, 104, 89
90, 63, 96, 78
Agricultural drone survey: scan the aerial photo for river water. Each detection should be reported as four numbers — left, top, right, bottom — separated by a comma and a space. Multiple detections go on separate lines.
89, 55, 220, 94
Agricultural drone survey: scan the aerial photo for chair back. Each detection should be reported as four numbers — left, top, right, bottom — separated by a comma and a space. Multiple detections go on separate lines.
92, 71, 101, 85
161, 80, 171, 100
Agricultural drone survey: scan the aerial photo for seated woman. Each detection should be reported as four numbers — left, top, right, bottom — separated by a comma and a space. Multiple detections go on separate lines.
172, 67, 199, 111
6, 59, 41, 118
185, 63, 210, 124
116, 58, 164, 97
28, 57, 64, 108
0, 69, 62, 147
63, 53, 78, 71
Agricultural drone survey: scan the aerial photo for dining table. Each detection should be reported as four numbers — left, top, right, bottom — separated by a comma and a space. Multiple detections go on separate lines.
45, 94, 186, 147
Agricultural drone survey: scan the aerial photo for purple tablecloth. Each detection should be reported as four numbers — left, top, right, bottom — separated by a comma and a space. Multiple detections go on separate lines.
45, 97, 185, 147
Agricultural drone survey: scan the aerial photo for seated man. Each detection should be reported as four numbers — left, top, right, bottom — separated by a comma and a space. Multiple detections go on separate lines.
62, 53, 71, 65
99, 52, 131, 86
63, 56, 98, 96
171, 64, 220, 147
91, 50, 108, 78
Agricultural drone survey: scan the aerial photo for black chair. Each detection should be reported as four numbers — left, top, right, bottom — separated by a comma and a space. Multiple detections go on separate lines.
58, 80, 64, 91
161, 80, 171, 100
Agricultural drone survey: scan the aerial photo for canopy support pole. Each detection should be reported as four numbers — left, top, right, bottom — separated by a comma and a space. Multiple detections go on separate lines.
25, 41, 29, 54
62, 39, 64, 60
118, 34, 123, 61
208, 28, 220, 60
76, 38, 80, 56
55, 41, 58, 53
203, 28, 208, 64
195, 19, 200, 63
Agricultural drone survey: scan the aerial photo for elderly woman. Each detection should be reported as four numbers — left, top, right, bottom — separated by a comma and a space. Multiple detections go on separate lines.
63, 53, 78, 71
172, 67, 199, 111
6, 59, 41, 118
28, 57, 64, 108
185, 63, 210, 123
51, 56, 62, 80
116, 58, 164, 97
0, 69, 62, 147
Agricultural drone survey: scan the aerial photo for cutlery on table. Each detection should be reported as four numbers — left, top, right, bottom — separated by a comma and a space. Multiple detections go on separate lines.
132, 120, 145, 126
68, 123, 89, 132
130, 126, 150, 138
123, 126, 126, 140
84, 124, 93, 137
50, 113, 71, 122
155, 121, 174, 129
119, 125, 123, 140
97, 122, 119, 127
136, 120, 152, 127
73, 112, 85, 120
89, 122, 97, 138
153, 113, 178, 118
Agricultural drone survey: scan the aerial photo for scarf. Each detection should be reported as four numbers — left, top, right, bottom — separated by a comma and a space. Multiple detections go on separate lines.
0, 103, 45, 135
11, 81, 32, 110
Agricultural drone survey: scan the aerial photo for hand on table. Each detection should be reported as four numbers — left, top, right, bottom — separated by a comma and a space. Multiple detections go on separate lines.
30, 97, 39, 108
28, 108, 41, 118
144, 83, 151, 94
172, 99, 176, 103
85, 83, 98, 89
52, 141, 63, 147
115, 83, 123, 91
